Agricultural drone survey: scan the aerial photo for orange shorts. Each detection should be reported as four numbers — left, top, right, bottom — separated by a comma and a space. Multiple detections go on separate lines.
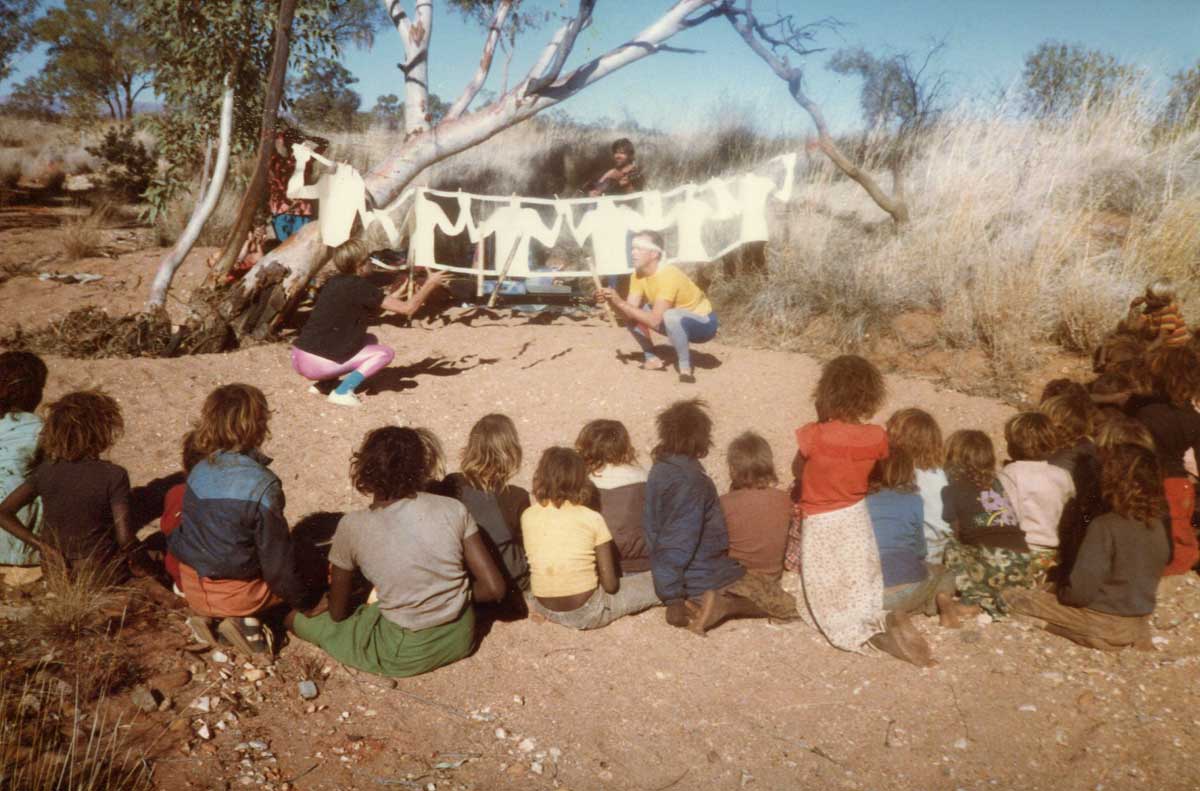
178, 562, 282, 617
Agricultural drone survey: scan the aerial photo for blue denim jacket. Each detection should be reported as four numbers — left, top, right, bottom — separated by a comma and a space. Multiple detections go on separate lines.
644, 455, 745, 602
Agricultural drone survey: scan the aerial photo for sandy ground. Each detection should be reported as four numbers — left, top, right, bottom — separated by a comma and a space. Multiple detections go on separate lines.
2, 212, 1199, 790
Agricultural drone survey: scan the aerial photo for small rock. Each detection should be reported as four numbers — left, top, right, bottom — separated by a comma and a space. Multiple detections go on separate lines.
549, 747, 562, 762
298, 680, 318, 700
953, 738, 969, 750
512, 694, 524, 706
195, 722, 212, 740
530, 762, 543, 775
304, 704, 316, 714
494, 727, 508, 740
190, 696, 211, 713
158, 697, 173, 712
243, 668, 265, 683
740, 769, 754, 786
130, 685, 160, 713
598, 769, 613, 782
211, 651, 229, 664
1018, 704, 1037, 713
518, 738, 536, 753
248, 739, 269, 751
148, 670, 192, 693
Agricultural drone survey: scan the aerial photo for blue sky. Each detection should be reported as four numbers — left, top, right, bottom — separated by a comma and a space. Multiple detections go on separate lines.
4, 1, 1198, 133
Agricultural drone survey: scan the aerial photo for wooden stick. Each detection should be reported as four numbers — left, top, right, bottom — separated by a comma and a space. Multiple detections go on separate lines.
474, 239, 485, 298
487, 238, 522, 308
590, 257, 618, 326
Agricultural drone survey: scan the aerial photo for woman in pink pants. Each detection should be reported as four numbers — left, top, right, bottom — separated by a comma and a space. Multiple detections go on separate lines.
292, 239, 449, 407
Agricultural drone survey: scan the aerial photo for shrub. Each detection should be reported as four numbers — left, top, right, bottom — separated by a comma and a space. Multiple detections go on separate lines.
85, 126, 155, 201
60, 204, 111, 261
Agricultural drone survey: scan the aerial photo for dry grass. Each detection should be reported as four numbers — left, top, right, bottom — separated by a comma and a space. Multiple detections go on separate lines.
59, 204, 112, 261
22, 557, 131, 644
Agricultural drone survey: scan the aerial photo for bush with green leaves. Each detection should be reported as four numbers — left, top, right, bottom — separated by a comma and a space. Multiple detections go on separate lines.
84, 126, 155, 200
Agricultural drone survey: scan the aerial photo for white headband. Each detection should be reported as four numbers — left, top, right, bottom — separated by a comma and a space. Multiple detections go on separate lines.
631, 238, 663, 254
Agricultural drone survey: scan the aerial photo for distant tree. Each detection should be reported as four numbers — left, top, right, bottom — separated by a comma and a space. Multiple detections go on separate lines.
31, 0, 153, 121
1161, 60, 1200, 133
0, 0, 38, 83
1, 74, 60, 120
372, 93, 403, 130
828, 43, 947, 140
1021, 41, 1139, 119
291, 57, 362, 130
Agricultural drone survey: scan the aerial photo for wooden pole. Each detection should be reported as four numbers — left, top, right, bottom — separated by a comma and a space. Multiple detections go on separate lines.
590, 257, 618, 327
487, 238, 522, 308
474, 240, 485, 298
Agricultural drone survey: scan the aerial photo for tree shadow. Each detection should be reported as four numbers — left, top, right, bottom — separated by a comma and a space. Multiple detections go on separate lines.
364, 354, 501, 394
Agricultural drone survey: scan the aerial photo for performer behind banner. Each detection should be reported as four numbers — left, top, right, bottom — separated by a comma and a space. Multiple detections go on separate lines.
586, 138, 644, 197
598, 231, 718, 385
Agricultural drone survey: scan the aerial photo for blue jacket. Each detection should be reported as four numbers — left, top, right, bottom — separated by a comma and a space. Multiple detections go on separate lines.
644, 455, 745, 602
167, 450, 310, 609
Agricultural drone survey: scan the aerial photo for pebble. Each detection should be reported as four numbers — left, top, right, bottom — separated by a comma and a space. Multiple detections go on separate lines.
513, 694, 524, 706
211, 651, 229, 664
494, 727, 508, 740
518, 738, 536, 753
298, 680, 318, 700
195, 722, 212, 740
130, 685, 160, 713
549, 747, 562, 762
953, 738, 969, 750
243, 668, 265, 683
190, 696, 211, 713
530, 762, 543, 775
1018, 704, 1038, 712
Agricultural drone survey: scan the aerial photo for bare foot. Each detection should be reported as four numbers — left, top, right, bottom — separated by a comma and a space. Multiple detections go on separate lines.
936, 592, 981, 629
687, 589, 731, 637
871, 611, 936, 667
641, 358, 667, 371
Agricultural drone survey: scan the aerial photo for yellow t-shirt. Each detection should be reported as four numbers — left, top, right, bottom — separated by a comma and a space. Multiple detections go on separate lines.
628, 264, 712, 316
521, 502, 613, 598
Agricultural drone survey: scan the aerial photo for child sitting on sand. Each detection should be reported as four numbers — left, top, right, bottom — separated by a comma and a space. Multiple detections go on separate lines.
575, 419, 651, 575
0, 390, 142, 582
1003, 444, 1169, 650
717, 431, 798, 619
939, 430, 1034, 617
865, 449, 975, 627
287, 427, 506, 676
0, 352, 47, 584
885, 408, 951, 563
1042, 390, 1102, 579
522, 447, 660, 630
1126, 278, 1190, 348
997, 412, 1073, 582
169, 384, 314, 656
784, 355, 932, 665
443, 414, 531, 595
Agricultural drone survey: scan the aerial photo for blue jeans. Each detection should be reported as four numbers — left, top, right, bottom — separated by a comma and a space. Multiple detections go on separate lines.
630, 309, 718, 373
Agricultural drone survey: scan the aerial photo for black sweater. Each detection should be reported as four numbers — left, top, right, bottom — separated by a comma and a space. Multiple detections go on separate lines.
1058, 512, 1169, 616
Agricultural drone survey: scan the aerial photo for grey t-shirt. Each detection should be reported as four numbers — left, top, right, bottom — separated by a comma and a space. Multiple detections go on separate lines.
329, 493, 478, 631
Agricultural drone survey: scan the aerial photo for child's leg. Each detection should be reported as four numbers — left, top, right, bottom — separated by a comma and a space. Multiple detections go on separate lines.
332, 339, 395, 396
1162, 477, 1197, 576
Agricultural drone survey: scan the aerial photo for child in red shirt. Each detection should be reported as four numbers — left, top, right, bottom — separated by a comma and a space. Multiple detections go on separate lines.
783, 355, 933, 666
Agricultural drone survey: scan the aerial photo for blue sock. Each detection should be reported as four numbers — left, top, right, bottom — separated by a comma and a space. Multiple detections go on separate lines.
334, 371, 366, 395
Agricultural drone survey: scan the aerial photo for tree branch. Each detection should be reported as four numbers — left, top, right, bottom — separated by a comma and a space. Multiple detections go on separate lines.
444, 0, 512, 121
523, 0, 596, 98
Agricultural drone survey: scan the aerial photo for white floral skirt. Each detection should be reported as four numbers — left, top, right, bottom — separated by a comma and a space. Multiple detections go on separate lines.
783, 499, 886, 652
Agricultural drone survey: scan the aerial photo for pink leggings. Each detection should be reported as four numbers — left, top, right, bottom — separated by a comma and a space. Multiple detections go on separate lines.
290, 336, 395, 382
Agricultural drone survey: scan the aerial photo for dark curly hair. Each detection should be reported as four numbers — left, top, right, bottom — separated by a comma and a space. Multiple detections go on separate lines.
351, 426, 426, 501
814, 355, 886, 423
1149, 346, 1200, 407
1100, 443, 1166, 524
532, 446, 592, 508
0, 351, 48, 416
39, 390, 123, 463
652, 398, 713, 462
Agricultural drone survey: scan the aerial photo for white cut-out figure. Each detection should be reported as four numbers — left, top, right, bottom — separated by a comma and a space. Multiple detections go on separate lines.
567, 197, 650, 275
413, 190, 474, 267
472, 197, 565, 277
288, 143, 412, 247
733, 153, 797, 244
637, 191, 671, 231
670, 185, 717, 262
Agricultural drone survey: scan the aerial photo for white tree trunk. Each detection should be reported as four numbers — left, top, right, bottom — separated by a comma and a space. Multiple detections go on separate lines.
147, 74, 236, 308
235, 1, 722, 325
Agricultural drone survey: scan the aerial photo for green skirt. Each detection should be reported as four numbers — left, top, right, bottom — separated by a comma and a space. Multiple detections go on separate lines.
293, 603, 475, 678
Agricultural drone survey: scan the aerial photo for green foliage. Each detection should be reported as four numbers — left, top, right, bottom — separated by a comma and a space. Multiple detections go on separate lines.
1021, 41, 1139, 120
828, 45, 946, 138
0, 0, 39, 83
30, 0, 153, 122
136, 0, 385, 221
1161, 61, 1200, 134
1, 74, 60, 120
372, 94, 403, 130
85, 126, 156, 200
291, 58, 361, 131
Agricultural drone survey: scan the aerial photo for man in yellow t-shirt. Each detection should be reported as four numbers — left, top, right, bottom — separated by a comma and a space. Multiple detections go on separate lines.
597, 230, 719, 384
